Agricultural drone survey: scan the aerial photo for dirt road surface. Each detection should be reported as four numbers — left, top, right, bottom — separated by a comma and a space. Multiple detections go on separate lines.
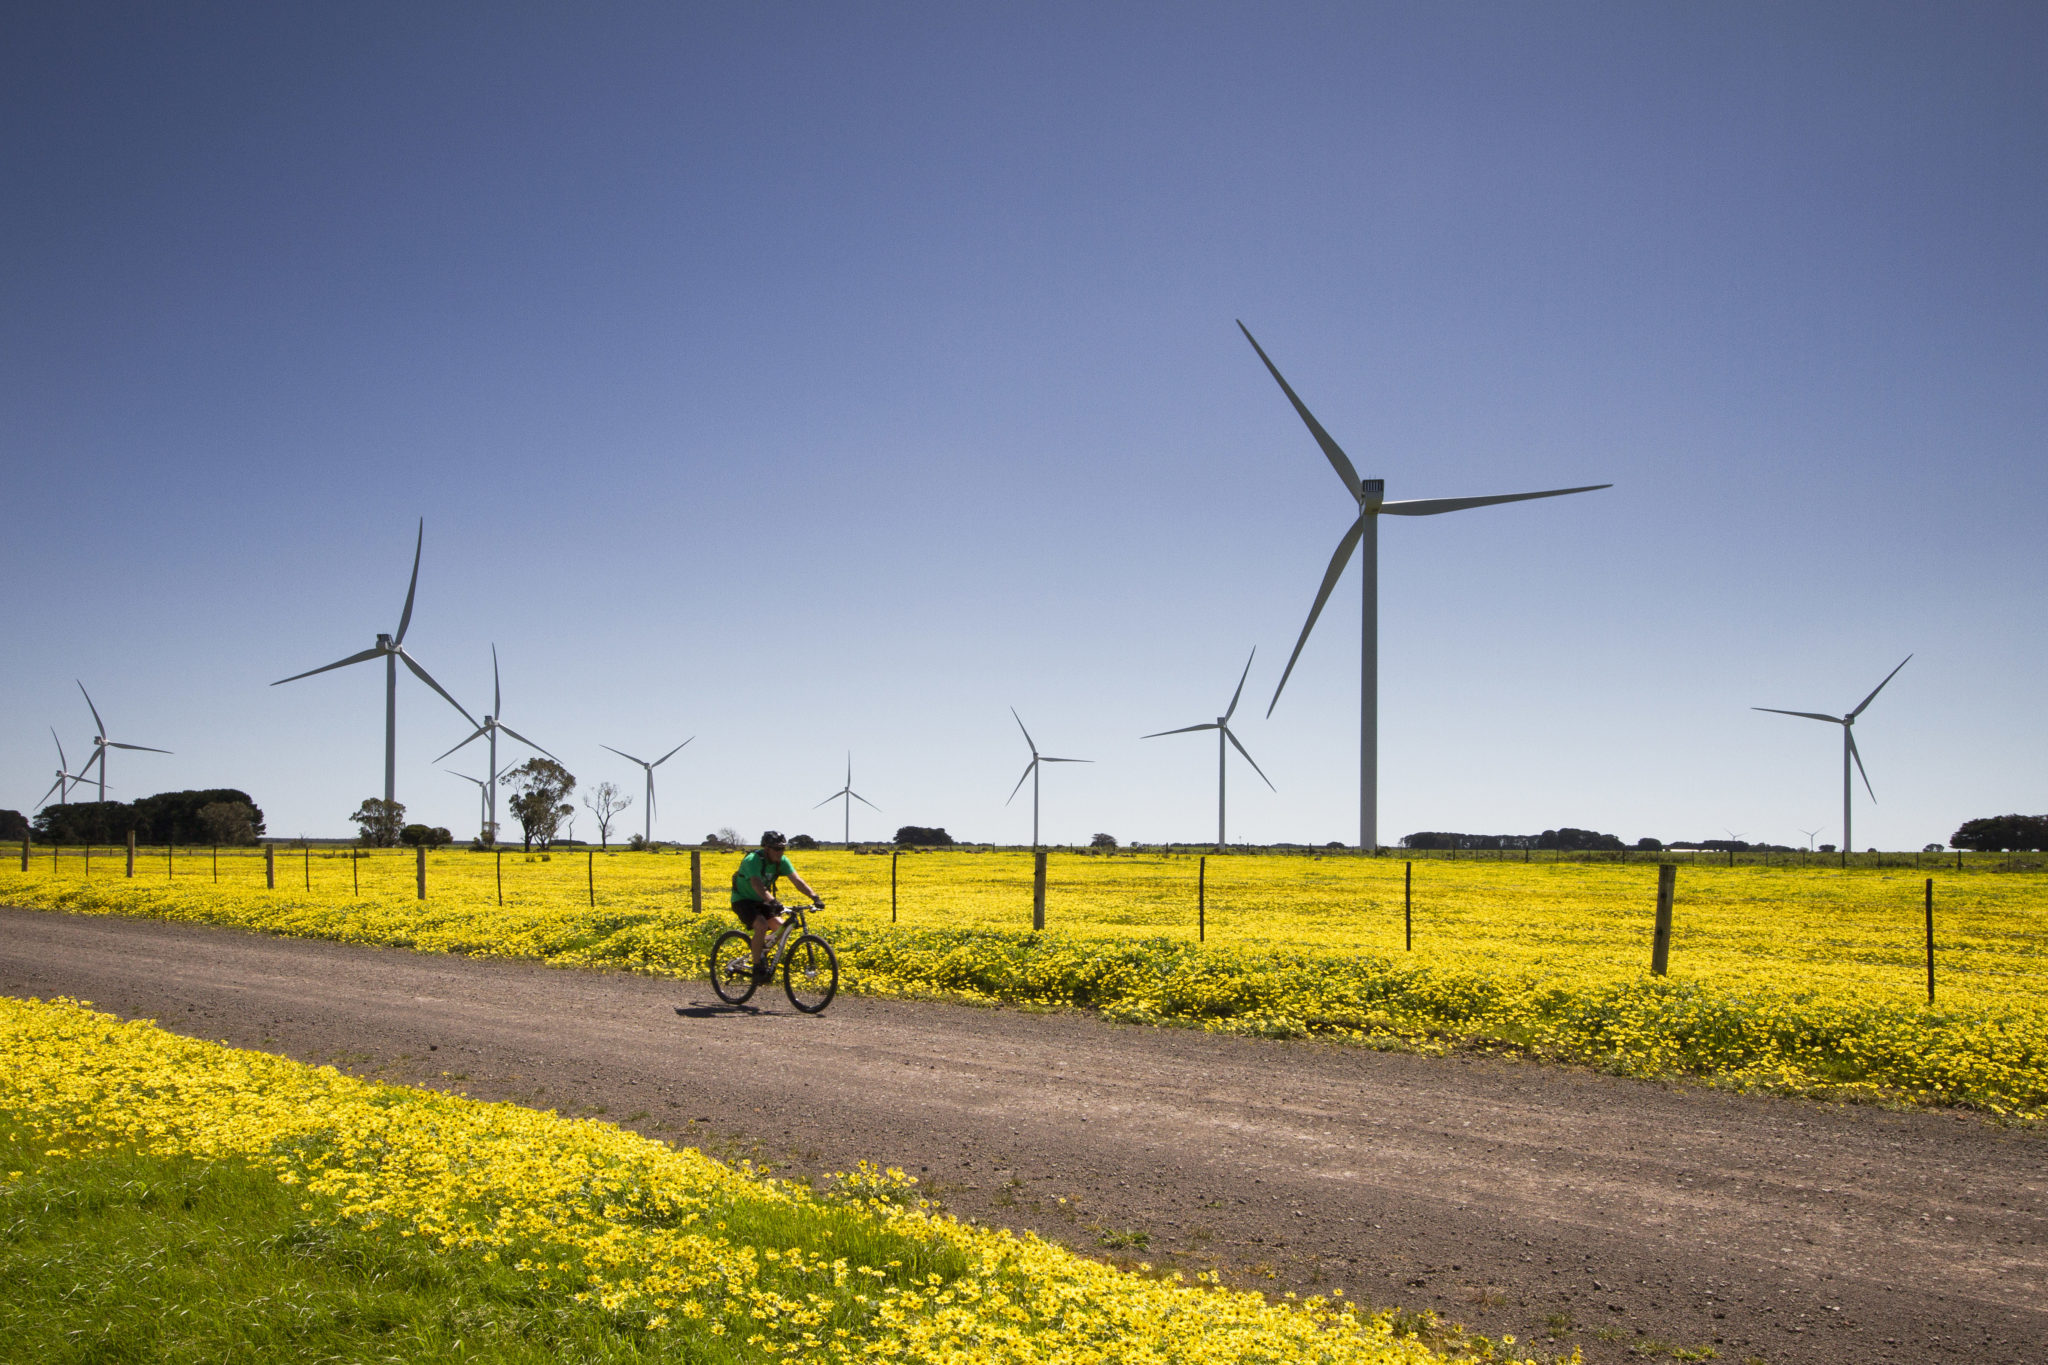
3, 906, 2042, 1363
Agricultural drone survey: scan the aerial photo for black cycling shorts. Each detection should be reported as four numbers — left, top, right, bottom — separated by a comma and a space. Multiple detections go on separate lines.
732, 900, 783, 928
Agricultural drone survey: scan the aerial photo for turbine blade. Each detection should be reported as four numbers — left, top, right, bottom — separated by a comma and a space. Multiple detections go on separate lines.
394, 518, 423, 644
1848, 730, 1876, 802
273, 646, 385, 686
1236, 322, 1362, 499
434, 725, 490, 763
1039, 756, 1092, 764
444, 769, 486, 788
1849, 654, 1913, 719
398, 650, 480, 727
1224, 725, 1277, 791
491, 642, 501, 717
1752, 707, 1843, 724
39, 776, 64, 806
106, 742, 171, 754
602, 744, 651, 767
50, 727, 67, 770
1010, 707, 1037, 755
1224, 646, 1256, 722
1379, 485, 1612, 517
813, 789, 846, 809
851, 791, 881, 811
495, 724, 556, 760
652, 738, 693, 766
1142, 722, 1218, 739
1267, 516, 1365, 717
1006, 759, 1037, 805
77, 681, 106, 739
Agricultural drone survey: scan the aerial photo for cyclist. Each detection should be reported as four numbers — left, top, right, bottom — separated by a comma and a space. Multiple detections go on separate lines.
731, 830, 823, 981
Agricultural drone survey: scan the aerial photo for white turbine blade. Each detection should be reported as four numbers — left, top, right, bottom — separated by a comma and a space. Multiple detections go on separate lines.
1142, 722, 1218, 739
1267, 516, 1365, 718
1006, 759, 1037, 805
39, 775, 65, 806
1849, 654, 1913, 719
77, 681, 106, 739
1040, 756, 1092, 764
398, 650, 481, 727
652, 738, 693, 766
106, 741, 171, 754
1223, 646, 1256, 723
273, 646, 384, 686
394, 518, 424, 645
434, 725, 490, 763
50, 727, 68, 771
491, 642, 501, 718
850, 790, 881, 812
1224, 726, 1277, 791
494, 723, 556, 760
1236, 321, 1362, 499
1379, 485, 1612, 517
1010, 707, 1037, 755
601, 744, 651, 767
1847, 730, 1876, 802
443, 769, 487, 789
1752, 707, 1842, 724
813, 788, 849, 809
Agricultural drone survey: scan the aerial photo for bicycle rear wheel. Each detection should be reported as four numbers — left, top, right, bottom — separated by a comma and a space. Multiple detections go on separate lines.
710, 930, 758, 1005
782, 934, 838, 1014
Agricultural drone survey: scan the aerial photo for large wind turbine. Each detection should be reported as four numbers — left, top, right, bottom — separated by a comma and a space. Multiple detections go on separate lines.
1754, 655, 1911, 856
39, 727, 92, 807
434, 645, 553, 839
74, 682, 170, 803
813, 753, 880, 846
601, 738, 692, 848
271, 519, 476, 807
1241, 322, 1611, 850
1144, 648, 1275, 850
1006, 709, 1090, 849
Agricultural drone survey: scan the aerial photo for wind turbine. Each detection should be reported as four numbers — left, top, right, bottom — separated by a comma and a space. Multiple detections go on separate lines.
1143, 648, 1274, 850
446, 770, 490, 837
38, 727, 93, 808
1006, 709, 1090, 849
1241, 322, 1611, 850
73, 682, 170, 803
601, 738, 692, 848
434, 645, 553, 840
271, 519, 477, 807
1798, 827, 1824, 853
813, 753, 881, 846
1753, 655, 1911, 857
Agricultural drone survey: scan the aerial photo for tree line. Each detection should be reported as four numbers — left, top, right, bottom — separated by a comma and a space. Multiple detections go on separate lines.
25, 791, 266, 846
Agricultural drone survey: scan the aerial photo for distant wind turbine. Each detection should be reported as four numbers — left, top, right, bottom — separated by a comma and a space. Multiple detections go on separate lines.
1798, 827, 1824, 852
271, 519, 477, 807
813, 753, 880, 846
1143, 648, 1274, 850
39, 727, 92, 808
446, 770, 491, 837
601, 738, 693, 848
73, 682, 170, 803
1006, 709, 1090, 849
1240, 322, 1611, 850
1753, 655, 1911, 857
434, 646, 553, 840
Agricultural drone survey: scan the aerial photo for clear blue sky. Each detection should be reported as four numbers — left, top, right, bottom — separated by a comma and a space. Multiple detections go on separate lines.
4, 2, 2042, 849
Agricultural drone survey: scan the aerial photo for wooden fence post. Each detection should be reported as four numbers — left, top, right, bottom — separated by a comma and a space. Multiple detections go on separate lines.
1405, 861, 1413, 950
168, 840, 174, 880
1924, 878, 1935, 1005
587, 849, 595, 907
891, 850, 899, 924
689, 849, 701, 914
213, 844, 219, 883
19, 836, 27, 872
1032, 849, 1047, 931
1651, 863, 1676, 975
415, 844, 426, 899
494, 847, 501, 905
1197, 855, 1206, 942
304, 844, 311, 890
126, 829, 136, 877
264, 843, 275, 889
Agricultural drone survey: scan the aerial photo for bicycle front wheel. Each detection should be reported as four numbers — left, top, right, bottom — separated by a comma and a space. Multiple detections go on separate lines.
782, 934, 839, 1014
710, 930, 758, 1005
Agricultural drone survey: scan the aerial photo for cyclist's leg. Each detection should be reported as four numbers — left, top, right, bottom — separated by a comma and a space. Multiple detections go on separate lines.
750, 908, 784, 973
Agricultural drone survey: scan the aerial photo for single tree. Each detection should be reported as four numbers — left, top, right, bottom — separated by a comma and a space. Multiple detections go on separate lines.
501, 758, 576, 852
583, 781, 633, 851
196, 800, 259, 846
893, 825, 955, 847
1090, 832, 1118, 849
350, 798, 407, 847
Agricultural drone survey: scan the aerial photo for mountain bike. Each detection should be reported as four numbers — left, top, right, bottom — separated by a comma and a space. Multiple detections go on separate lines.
710, 901, 839, 1014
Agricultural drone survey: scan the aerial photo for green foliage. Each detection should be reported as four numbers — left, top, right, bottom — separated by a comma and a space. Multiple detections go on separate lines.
196, 800, 260, 846
0, 809, 26, 841
399, 824, 454, 848
1090, 833, 1118, 849
894, 826, 955, 846
349, 798, 406, 848
501, 758, 576, 853
31, 790, 267, 845
1952, 814, 2048, 852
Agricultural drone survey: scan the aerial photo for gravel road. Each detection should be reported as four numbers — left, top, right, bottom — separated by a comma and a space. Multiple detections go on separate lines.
3, 905, 2042, 1363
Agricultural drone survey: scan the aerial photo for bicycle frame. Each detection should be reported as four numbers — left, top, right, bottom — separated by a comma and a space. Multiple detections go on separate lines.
758, 903, 812, 968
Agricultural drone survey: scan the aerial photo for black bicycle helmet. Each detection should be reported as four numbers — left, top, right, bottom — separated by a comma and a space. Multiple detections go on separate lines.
761, 830, 787, 849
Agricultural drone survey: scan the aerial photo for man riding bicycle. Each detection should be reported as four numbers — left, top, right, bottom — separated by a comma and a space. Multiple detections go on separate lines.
731, 830, 822, 982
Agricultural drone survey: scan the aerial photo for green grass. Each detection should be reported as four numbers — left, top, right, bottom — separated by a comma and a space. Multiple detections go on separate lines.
0, 1124, 709, 1364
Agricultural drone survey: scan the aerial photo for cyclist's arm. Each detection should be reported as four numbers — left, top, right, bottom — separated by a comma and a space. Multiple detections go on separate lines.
746, 874, 783, 907
786, 872, 820, 904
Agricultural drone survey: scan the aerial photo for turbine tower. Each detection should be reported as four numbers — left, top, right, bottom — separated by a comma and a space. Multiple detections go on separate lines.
271, 519, 477, 807
1143, 648, 1274, 851
1754, 655, 1911, 857
434, 645, 553, 839
813, 753, 880, 846
39, 727, 92, 807
446, 770, 491, 837
74, 682, 170, 803
1006, 709, 1090, 849
1241, 322, 1611, 850
601, 738, 693, 848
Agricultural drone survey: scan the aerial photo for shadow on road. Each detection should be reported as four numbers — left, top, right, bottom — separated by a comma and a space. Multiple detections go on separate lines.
674, 1001, 764, 1019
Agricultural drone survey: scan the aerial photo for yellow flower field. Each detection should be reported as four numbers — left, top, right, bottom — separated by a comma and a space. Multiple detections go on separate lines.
2, 994, 1489, 1365
5, 847, 2044, 1118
